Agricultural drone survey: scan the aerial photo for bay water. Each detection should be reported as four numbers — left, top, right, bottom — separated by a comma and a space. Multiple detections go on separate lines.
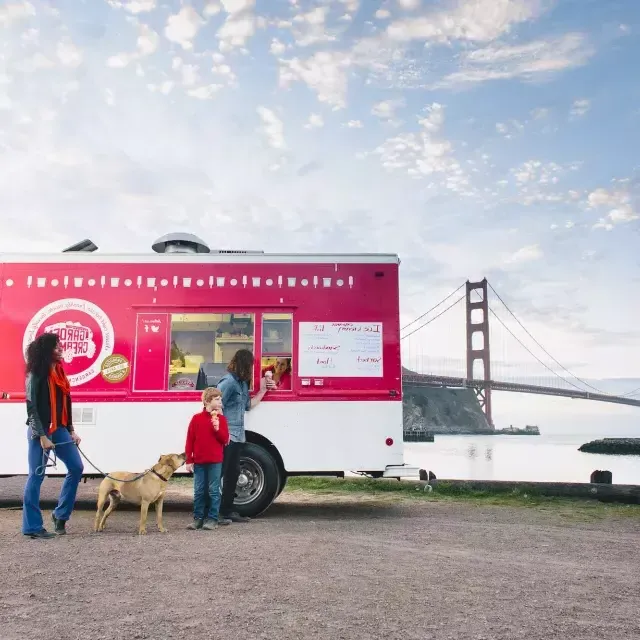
404, 431, 640, 485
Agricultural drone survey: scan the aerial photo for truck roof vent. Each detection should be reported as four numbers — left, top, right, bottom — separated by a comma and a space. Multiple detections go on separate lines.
62, 239, 98, 253
152, 232, 210, 254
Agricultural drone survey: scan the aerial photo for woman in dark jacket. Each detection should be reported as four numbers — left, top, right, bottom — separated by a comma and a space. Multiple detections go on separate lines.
22, 333, 84, 538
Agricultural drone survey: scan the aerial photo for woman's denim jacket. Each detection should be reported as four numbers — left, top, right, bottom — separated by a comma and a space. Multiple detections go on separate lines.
216, 372, 250, 443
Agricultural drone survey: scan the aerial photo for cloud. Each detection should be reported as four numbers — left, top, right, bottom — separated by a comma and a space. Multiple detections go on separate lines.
495, 119, 524, 138
397, 0, 421, 9
217, 11, 257, 52
371, 98, 405, 125
270, 38, 286, 55
107, 22, 159, 68
531, 107, 550, 120
345, 119, 364, 128
433, 33, 594, 89
387, 0, 548, 44
367, 103, 470, 193
570, 98, 590, 118
257, 106, 286, 149
588, 187, 638, 230
504, 244, 543, 265
304, 113, 324, 129
0, 2, 36, 26
107, 0, 158, 13
279, 51, 351, 108
187, 84, 223, 99
164, 6, 204, 50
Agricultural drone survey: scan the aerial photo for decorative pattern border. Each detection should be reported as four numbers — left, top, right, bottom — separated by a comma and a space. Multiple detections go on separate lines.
3, 274, 356, 290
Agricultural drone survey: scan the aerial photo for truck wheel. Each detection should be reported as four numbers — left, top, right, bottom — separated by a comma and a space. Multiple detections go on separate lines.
234, 442, 280, 518
276, 474, 288, 498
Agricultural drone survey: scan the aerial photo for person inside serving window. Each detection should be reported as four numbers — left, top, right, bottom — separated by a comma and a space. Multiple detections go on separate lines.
261, 358, 292, 391
216, 349, 270, 523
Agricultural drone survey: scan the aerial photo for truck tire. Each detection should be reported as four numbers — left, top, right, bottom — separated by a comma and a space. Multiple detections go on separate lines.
276, 473, 288, 498
233, 442, 280, 518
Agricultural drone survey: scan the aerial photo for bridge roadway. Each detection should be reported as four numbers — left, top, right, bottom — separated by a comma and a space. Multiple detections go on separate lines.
403, 373, 640, 408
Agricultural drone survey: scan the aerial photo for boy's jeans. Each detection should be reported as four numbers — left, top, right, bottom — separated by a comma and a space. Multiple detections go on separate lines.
193, 463, 222, 521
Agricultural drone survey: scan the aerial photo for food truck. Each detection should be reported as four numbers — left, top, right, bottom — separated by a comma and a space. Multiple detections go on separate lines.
0, 233, 419, 516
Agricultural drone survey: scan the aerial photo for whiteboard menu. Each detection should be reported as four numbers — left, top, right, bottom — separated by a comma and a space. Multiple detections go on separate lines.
298, 322, 383, 377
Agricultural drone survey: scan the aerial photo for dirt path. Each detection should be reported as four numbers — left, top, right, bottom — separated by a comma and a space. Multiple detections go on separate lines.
1, 477, 639, 640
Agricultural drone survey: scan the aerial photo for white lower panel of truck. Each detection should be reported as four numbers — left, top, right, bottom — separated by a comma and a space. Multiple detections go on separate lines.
0, 400, 406, 476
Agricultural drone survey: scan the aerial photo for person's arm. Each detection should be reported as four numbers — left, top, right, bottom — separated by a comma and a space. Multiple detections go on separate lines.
214, 415, 230, 445
185, 417, 196, 466
66, 394, 74, 434
249, 376, 268, 410
26, 373, 53, 449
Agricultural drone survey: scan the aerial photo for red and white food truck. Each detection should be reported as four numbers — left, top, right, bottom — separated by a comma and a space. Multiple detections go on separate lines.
0, 233, 419, 516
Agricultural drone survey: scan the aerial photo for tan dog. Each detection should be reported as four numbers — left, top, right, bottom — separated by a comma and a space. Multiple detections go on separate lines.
93, 453, 186, 535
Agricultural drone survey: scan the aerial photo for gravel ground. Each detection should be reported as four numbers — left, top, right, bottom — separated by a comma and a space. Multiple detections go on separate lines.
1, 477, 639, 640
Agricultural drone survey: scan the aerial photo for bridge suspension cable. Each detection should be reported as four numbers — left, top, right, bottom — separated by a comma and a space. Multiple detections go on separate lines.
401, 283, 465, 332
401, 293, 465, 341
486, 304, 587, 393
487, 282, 609, 395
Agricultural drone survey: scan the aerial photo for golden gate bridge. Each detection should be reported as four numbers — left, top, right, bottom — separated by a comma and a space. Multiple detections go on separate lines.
400, 278, 640, 426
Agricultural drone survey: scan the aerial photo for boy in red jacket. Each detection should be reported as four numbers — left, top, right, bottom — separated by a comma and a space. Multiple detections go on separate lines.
185, 388, 230, 530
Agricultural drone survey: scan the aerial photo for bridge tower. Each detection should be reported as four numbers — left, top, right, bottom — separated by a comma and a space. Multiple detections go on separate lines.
466, 278, 493, 426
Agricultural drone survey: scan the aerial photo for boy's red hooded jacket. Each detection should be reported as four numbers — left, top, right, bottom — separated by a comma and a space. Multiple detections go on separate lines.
185, 410, 229, 465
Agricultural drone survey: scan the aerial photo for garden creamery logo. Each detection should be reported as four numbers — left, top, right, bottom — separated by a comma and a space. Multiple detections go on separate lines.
23, 298, 115, 387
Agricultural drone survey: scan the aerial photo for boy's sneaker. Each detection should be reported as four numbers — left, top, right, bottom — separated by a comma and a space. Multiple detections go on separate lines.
217, 516, 232, 526
202, 520, 218, 531
187, 519, 203, 530
51, 513, 67, 535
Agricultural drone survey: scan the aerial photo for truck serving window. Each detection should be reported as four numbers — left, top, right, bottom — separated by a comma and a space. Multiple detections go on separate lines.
168, 313, 255, 391
260, 313, 293, 392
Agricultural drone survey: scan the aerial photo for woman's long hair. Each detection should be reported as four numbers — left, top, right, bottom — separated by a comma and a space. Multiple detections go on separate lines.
227, 349, 254, 383
25, 333, 59, 378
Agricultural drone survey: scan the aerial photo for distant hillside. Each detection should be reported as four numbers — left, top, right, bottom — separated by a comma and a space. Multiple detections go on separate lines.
402, 368, 492, 434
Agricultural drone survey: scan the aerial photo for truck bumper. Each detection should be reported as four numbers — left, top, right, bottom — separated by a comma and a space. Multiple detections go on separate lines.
382, 465, 423, 479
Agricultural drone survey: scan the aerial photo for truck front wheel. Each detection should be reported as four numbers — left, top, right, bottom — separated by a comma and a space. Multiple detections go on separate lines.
233, 442, 280, 518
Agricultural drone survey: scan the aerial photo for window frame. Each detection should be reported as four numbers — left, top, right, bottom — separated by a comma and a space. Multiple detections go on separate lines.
260, 312, 294, 394
167, 309, 256, 393
162, 306, 296, 395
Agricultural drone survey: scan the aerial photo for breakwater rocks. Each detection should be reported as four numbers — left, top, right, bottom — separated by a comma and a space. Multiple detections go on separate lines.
433, 479, 640, 504
579, 438, 640, 455
403, 430, 434, 442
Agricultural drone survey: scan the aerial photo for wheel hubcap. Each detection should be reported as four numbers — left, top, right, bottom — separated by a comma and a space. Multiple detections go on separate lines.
234, 457, 265, 506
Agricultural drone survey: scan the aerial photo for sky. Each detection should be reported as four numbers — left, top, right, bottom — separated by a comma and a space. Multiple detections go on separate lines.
1, 0, 639, 429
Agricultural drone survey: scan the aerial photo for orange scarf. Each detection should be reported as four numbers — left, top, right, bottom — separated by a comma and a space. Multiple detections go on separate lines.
48, 364, 71, 435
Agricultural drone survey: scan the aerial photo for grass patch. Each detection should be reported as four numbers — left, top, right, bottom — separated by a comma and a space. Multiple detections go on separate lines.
284, 477, 640, 518
169, 475, 640, 519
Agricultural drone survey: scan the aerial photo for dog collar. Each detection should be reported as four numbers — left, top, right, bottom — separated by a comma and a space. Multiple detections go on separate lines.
151, 469, 169, 482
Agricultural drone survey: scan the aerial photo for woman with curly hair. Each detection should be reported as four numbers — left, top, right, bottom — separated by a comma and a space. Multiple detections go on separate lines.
22, 333, 84, 539
216, 348, 271, 524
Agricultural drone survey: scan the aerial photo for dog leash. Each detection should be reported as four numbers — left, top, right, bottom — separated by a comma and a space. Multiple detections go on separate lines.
36, 440, 151, 483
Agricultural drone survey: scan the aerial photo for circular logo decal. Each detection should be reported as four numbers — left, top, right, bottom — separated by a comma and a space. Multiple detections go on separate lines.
101, 354, 130, 384
22, 298, 115, 387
